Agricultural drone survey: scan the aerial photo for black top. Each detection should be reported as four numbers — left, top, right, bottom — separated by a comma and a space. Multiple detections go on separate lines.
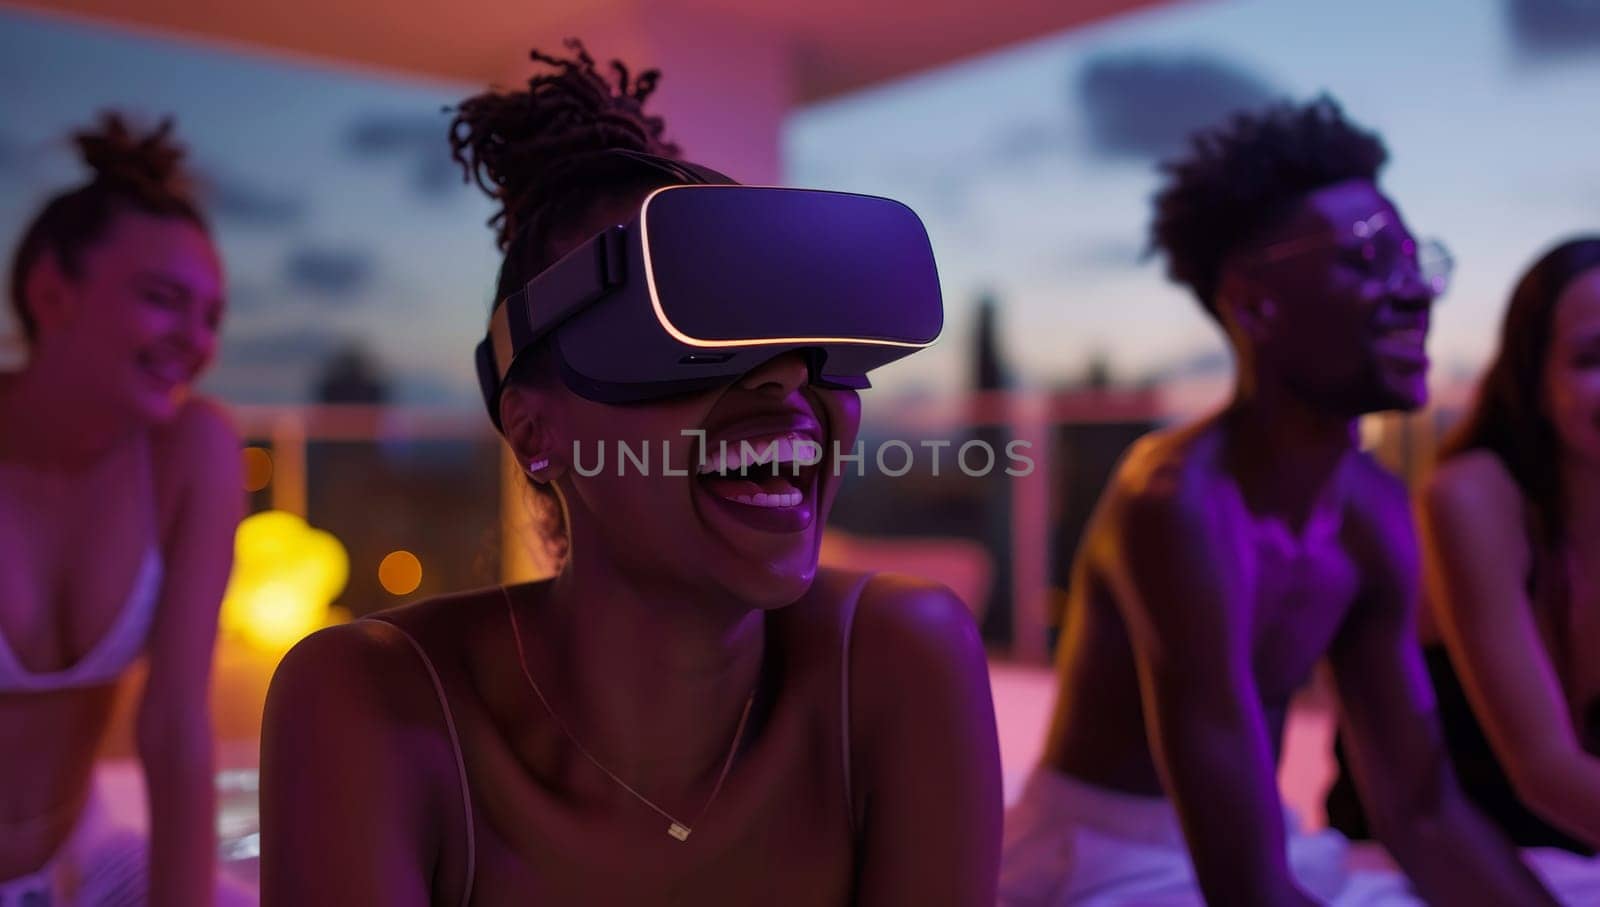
1325, 644, 1595, 855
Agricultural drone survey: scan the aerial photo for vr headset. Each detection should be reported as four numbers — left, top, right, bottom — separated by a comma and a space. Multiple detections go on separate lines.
475, 152, 944, 428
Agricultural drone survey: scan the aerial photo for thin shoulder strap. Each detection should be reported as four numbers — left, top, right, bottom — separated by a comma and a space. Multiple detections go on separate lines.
840, 572, 874, 842
367, 618, 476, 907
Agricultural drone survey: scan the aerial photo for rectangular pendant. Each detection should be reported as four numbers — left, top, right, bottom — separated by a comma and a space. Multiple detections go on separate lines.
668, 822, 691, 842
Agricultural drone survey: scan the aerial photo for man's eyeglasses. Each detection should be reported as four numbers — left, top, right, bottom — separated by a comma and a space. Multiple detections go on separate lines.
1245, 211, 1454, 299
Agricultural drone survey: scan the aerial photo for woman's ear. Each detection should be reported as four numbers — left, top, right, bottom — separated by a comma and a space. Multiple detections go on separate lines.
500, 384, 566, 483
21, 250, 79, 336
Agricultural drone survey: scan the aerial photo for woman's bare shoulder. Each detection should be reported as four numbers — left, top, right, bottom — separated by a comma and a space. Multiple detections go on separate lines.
365, 584, 511, 642
265, 614, 477, 771
146, 395, 240, 519
148, 395, 238, 474
1414, 449, 1537, 606
816, 568, 985, 700
807, 567, 976, 639
260, 620, 459, 897
1425, 448, 1523, 516
831, 570, 994, 796
273, 586, 507, 711
270, 619, 430, 707
1420, 450, 1531, 555
855, 573, 981, 660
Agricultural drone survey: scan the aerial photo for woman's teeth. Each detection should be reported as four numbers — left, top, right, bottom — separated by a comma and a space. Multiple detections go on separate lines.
728, 487, 803, 508
694, 430, 822, 511
704, 477, 804, 508
697, 432, 820, 475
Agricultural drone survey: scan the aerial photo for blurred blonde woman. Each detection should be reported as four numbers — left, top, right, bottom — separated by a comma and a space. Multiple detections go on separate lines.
0, 113, 242, 904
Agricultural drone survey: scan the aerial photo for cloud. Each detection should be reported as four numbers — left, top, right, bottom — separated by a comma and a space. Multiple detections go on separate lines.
991, 119, 1075, 166
205, 327, 475, 408
218, 281, 278, 315
205, 325, 345, 404
1052, 238, 1148, 274
343, 112, 461, 201
283, 245, 375, 300
207, 326, 359, 404
200, 168, 307, 228
0, 130, 19, 170
1076, 51, 1280, 160
1504, 0, 1600, 58
217, 325, 343, 366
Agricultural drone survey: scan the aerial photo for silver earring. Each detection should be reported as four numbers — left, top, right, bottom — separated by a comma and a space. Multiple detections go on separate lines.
527, 457, 550, 475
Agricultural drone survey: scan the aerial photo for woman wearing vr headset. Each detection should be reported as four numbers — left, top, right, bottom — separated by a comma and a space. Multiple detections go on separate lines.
261, 41, 1002, 905
0, 114, 240, 903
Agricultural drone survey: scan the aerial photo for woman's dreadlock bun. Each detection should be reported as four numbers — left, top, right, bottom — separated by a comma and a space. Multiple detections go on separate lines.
449, 38, 680, 252
74, 111, 196, 205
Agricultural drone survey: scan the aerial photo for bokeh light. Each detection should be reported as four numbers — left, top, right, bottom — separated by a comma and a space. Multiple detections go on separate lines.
241, 446, 274, 492
221, 510, 348, 650
378, 550, 423, 596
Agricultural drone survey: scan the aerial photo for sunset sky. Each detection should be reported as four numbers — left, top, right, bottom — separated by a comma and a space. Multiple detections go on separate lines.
3, 0, 1598, 408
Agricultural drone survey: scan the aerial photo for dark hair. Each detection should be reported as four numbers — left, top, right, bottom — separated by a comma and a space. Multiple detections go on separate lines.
1440, 237, 1600, 549
9, 112, 207, 339
1149, 96, 1388, 317
449, 39, 689, 565
449, 40, 683, 299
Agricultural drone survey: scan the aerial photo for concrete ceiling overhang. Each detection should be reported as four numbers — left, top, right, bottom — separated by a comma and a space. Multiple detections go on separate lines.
5, 0, 1182, 102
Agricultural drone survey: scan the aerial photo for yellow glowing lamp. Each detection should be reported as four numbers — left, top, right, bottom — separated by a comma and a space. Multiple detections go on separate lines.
221, 510, 349, 650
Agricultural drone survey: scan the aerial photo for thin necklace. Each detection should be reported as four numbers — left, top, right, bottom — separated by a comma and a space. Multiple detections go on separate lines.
502, 586, 756, 842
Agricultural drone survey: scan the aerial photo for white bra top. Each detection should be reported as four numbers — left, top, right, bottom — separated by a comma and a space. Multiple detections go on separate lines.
0, 545, 163, 691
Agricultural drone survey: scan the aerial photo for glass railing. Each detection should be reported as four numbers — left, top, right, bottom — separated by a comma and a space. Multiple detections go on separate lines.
223, 392, 1462, 664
